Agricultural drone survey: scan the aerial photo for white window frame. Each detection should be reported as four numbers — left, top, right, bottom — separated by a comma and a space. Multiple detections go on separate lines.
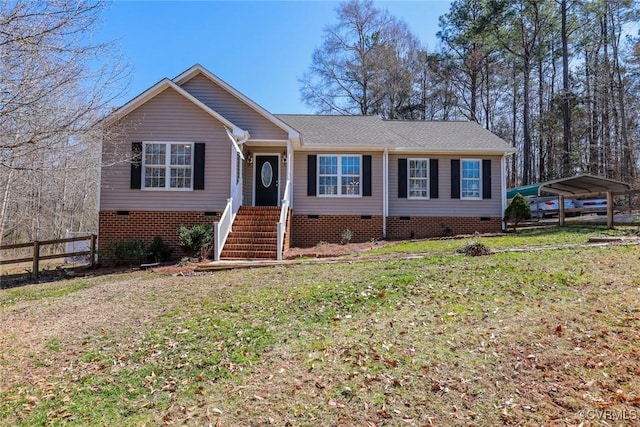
408, 158, 430, 200
142, 141, 194, 191
317, 154, 362, 197
461, 158, 482, 200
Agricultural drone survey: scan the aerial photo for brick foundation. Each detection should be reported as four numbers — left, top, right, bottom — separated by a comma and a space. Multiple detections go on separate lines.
291, 214, 384, 247
99, 211, 503, 259
98, 211, 221, 262
291, 214, 502, 247
386, 216, 502, 240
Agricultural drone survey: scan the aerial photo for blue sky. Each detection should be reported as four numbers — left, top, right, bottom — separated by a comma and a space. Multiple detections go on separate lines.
97, 1, 453, 114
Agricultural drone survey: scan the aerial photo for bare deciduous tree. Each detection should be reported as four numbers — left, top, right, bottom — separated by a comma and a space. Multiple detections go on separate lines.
299, 0, 422, 118
0, 0, 129, 246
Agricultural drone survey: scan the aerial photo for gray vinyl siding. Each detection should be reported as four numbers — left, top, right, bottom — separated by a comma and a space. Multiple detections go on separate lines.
100, 87, 232, 212
181, 74, 288, 141
389, 154, 503, 217
292, 151, 383, 215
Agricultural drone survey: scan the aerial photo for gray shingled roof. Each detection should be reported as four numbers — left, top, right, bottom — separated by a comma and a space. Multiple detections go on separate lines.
276, 114, 514, 154
275, 115, 397, 147
383, 120, 514, 152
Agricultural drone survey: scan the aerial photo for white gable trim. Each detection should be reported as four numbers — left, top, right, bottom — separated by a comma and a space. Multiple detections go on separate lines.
173, 64, 300, 142
103, 78, 248, 139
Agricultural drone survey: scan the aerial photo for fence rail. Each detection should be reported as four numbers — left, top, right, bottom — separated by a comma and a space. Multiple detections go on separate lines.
0, 235, 96, 278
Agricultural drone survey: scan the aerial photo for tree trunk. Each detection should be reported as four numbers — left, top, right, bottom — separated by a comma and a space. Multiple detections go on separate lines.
522, 57, 532, 185
470, 52, 478, 123
512, 64, 519, 186
561, 0, 572, 176
484, 58, 491, 129
609, 6, 632, 182
0, 168, 15, 247
537, 40, 545, 182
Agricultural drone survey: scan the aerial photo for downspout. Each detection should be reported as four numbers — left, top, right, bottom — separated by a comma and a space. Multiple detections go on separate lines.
228, 129, 249, 198
229, 144, 236, 197
96, 122, 104, 262
237, 132, 249, 199
97, 123, 103, 215
287, 140, 293, 207
501, 155, 506, 231
383, 148, 388, 238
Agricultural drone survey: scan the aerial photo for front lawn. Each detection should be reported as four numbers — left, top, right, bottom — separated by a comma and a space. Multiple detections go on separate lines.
1, 228, 639, 425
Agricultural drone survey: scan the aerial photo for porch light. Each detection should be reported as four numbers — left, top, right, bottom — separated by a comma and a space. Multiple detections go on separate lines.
247, 152, 253, 163
282, 151, 287, 163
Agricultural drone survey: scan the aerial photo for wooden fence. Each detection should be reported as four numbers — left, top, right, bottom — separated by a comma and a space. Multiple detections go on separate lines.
0, 235, 96, 278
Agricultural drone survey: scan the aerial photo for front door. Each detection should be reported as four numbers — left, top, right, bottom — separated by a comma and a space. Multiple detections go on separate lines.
255, 155, 279, 206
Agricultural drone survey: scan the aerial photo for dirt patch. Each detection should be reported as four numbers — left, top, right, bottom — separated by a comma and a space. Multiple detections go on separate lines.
284, 240, 393, 259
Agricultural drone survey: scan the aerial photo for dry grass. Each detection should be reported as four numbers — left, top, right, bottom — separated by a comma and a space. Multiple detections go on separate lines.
1, 232, 640, 425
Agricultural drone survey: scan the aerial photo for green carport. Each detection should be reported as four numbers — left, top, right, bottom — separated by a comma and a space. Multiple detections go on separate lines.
506, 184, 542, 199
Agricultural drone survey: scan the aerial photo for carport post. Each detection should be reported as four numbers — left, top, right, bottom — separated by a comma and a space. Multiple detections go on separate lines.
607, 191, 614, 228
558, 195, 565, 226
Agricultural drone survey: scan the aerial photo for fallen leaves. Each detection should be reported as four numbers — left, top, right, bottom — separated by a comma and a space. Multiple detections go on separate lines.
555, 324, 563, 337
3, 241, 640, 426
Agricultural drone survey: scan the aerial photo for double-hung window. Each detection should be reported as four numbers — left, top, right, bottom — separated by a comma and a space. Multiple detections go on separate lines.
318, 155, 361, 196
461, 159, 481, 199
408, 158, 429, 199
143, 142, 193, 190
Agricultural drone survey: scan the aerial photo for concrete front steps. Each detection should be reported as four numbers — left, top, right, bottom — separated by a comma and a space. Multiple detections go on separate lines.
220, 206, 280, 259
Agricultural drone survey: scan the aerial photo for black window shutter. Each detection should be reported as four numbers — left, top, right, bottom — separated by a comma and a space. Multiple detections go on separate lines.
362, 155, 372, 196
398, 158, 407, 198
130, 142, 142, 189
429, 158, 439, 199
307, 155, 317, 196
193, 143, 205, 190
451, 159, 460, 199
482, 159, 491, 199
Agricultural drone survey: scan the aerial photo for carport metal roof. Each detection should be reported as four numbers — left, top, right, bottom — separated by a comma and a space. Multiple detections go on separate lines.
512, 174, 633, 229
538, 174, 631, 196
508, 174, 631, 199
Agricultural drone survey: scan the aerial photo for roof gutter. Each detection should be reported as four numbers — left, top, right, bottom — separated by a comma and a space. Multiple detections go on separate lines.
389, 147, 517, 156
294, 146, 515, 155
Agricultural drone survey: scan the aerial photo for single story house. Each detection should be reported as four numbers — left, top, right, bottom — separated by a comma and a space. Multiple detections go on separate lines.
99, 64, 515, 261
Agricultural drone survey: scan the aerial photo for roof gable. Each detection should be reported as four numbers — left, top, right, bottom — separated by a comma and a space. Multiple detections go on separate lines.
104, 78, 247, 138
173, 64, 299, 141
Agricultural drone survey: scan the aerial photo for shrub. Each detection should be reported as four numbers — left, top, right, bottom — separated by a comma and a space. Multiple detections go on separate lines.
340, 229, 353, 245
105, 239, 146, 266
178, 224, 213, 257
504, 193, 532, 231
147, 236, 173, 263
